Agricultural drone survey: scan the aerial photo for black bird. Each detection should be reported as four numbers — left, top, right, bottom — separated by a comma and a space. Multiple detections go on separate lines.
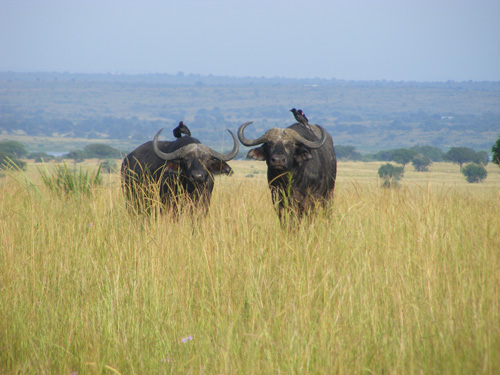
290, 108, 311, 130
297, 109, 309, 122
173, 121, 191, 138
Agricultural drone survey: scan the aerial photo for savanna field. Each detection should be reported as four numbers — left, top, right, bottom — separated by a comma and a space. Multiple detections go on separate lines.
1, 160, 499, 374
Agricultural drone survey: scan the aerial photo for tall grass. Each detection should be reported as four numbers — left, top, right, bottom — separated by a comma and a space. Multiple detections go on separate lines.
0, 162, 499, 374
38, 162, 103, 196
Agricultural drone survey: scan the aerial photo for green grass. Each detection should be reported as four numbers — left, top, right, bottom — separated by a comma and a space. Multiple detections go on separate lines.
1, 161, 499, 374
38, 162, 103, 196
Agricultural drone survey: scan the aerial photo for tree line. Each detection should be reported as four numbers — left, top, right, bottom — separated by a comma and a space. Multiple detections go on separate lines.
337, 144, 490, 170
1, 136, 499, 184
372, 140, 500, 186
0, 141, 123, 171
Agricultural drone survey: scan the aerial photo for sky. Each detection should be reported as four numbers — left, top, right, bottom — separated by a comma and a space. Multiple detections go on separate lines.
1, 0, 499, 82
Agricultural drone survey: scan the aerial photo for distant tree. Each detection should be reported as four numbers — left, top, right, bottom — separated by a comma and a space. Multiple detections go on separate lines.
471, 150, 489, 166
391, 148, 417, 169
443, 147, 476, 170
492, 135, 500, 167
28, 152, 54, 163
378, 163, 404, 188
65, 150, 85, 163
371, 150, 393, 161
84, 144, 122, 159
100, 159, 118, 173
0, 140, 28, 158
410, 145, 444, 161
335, 145, 362, 161
412, 153, 432, 172
0, 151, 26, 170
0, 151, 11, 169
461, 163, 487, 183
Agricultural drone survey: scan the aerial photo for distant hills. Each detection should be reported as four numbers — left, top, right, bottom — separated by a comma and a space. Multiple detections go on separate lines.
1, 72, 499, 154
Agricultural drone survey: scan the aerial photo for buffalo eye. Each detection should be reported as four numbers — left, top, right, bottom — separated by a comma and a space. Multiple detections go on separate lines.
284, 141, 295, 151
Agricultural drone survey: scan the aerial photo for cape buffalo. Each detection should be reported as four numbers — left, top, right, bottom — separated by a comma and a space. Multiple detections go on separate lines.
122, 128, 238, 214
238, 121, 337, 219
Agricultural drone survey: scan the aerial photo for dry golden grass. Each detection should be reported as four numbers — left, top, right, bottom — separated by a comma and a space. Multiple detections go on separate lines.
0, 161, 499, 374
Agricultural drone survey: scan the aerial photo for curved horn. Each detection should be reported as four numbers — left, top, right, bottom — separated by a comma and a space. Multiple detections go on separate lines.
207, 129, 239, 161
153, 128, 239, 162
153, 128, 191, 160
285, 125, 327, 149
237, 121, 270, 146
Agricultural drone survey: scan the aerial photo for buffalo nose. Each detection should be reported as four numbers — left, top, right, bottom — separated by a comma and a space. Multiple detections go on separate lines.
191, 172, 204, 182
270, 155, 286, 166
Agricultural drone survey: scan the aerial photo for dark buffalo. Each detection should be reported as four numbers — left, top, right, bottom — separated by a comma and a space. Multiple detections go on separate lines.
122, 128, 238, 214
238, 121, 337, 219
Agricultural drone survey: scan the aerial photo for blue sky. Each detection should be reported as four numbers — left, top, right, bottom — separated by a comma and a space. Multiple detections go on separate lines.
1, 0, 499, 81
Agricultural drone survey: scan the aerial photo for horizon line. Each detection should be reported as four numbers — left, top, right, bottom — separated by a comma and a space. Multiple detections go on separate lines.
1, 70, 499, 84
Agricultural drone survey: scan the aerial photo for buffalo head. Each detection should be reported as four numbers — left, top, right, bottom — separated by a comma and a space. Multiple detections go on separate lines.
237, 121, 336, 219
122, 128, 238, 214
238, 121, 326, 174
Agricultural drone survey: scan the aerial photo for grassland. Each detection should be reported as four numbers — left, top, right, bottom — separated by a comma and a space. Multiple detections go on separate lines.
1, 161, 499, 374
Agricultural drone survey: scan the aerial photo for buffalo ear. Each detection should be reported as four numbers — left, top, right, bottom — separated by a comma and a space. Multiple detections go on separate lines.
294, 147, 312, 163
209, 161, 233, 175
247, 146, 266, 161
220, 162, 233, 175
165, 162, 180, 172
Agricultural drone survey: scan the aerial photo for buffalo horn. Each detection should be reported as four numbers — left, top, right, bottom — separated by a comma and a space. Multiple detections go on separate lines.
153, 128, 239, 162
284, 125, 327, 149
238, 121, 327, 149
237, 121, 270, 146
207, 129, 239, 161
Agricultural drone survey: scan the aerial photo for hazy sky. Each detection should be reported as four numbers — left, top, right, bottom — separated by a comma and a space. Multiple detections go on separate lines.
1, 0, 499, 81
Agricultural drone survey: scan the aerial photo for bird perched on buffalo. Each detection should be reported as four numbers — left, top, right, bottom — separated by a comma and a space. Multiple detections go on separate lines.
290, 108, 312, 130
173, 121, 191, 138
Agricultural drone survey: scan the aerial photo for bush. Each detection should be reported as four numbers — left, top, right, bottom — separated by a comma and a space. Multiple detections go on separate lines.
492, 135, 500, 167
391, 148, 417, 168
461, 163, 487, 183
410, 145, 444, 162
472, 151, 489, 166
378, 163, 404, 188
84, 144, 122, 159
0, 140, 28, 158
412, 153, 432, 172
100, 159, 118, 173
336, 145, 362, 161
444, 147, 476, 170
39, 163, 103, 196
64, 150, 85, 162
0, 151, 27, 170
28, 152, 55, 163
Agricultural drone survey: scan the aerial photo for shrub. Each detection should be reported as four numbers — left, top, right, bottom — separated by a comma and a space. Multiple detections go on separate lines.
410, 145, 444, 162
461, 163, 487, 183
0, 140, 28, 158
28, 152, 55, 163
472, 151, 489, 166
100, 159, 118, 173
412, 153, 432, 172
84, 144, 122, 159
39, 163, 103, 196
63, 150, 85, 162
378, 163, 404, 188
391, 148, 417, 169
336, 145, 362, 161
0, 152, 27, 170
444, 147, 476, 170
492, 135, 500, 167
